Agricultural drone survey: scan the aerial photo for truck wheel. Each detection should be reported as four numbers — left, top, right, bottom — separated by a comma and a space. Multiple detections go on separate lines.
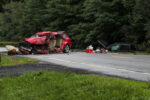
63, 45, 70, 53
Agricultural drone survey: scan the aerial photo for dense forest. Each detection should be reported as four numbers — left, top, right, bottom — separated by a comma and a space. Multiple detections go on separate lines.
0, 0, 150, 51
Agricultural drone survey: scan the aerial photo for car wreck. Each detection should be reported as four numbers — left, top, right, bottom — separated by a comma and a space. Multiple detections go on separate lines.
19, 31, 71, 54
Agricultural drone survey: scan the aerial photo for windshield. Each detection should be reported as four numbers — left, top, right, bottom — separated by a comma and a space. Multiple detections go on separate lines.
60, 33, 68, 39
111, 45, 120, 51
31, 34, 46, 37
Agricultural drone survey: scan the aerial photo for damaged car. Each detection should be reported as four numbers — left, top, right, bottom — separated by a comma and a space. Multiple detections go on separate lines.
19, 31, 71, 54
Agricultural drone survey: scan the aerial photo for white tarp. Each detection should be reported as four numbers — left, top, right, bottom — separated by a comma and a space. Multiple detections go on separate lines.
5, 45, 19, 53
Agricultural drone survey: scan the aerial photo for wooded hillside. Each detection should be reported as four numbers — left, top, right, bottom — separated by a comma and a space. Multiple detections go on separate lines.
0, 0, 150, 51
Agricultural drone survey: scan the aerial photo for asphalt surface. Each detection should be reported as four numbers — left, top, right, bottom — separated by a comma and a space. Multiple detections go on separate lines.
0, 47, 7, 52
23, 52, 150, 81
1, 47, 150, 81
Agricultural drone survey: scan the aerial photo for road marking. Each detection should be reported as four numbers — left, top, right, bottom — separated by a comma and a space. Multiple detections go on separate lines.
112, 56, 132, 59
48, 57, 150, 76
48, 58, 77, 64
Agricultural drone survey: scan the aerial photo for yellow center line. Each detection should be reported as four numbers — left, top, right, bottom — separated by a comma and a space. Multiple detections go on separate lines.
112, 56, 132, 59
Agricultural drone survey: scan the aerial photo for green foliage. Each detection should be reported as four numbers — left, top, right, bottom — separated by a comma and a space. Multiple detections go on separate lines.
22, 0, 48, 37
0, 2, 24, 41
0, 71, 150, 100
0, 0, 150, 50
0, 0, 24, 12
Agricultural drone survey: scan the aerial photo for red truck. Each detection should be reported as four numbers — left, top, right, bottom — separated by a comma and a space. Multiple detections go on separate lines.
19, 31, 71, 54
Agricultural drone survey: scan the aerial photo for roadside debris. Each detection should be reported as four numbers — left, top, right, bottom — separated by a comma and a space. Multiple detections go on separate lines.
85, 40, 134, 54
95, 47, 108, 53
86, 45, 94, 53
86, 41, 108, 54
5, 45, 19, 55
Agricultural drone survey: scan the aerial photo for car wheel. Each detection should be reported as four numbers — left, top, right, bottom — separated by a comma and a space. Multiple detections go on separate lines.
31, 47, 37, 54
63, 45, 70, 53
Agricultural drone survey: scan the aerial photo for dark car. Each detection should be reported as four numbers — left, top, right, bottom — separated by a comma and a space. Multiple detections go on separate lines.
107, 43, 134, 51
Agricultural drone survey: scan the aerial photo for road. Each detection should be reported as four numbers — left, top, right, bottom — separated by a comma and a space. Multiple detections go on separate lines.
23, 52, 150, 81
0, 47, 7, 52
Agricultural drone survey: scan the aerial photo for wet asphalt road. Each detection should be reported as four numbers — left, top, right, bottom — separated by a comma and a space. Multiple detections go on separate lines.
23, 52, 150, 81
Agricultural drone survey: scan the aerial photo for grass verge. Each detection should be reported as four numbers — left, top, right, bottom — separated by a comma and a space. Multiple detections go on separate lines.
0, 41, 19, 44
134, 52, 150, 55
0, 71, 150, 100
0, 41, 19, 47
111, 51, 150, 55
0, 56, 38, 66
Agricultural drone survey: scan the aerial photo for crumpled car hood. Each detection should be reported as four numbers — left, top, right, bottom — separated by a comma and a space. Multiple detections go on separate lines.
25, 37, 47, 45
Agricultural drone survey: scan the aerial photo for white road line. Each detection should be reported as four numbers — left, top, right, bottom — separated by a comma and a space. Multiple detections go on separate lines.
48, 57, 150, 76
48, 58, 77, 64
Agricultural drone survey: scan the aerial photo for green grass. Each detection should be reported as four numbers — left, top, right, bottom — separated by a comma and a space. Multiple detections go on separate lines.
134, 52, 150, 55
111, 51, 150, 55
0, 56, 38, 66
0, 71, 150, 100
0, 41, 19, 44
0, 41, 19, 47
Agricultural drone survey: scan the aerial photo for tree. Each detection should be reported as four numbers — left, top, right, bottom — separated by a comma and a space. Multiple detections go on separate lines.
0, 0, 24, 12
21, 0, 48, 37
78, 0, 128, 47
0, 2, 24, 41
0, 0, 149, 51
